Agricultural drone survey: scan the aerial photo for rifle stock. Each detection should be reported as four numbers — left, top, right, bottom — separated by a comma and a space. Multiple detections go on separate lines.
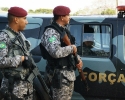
63, 34, 86, 80
28, 56, 53, 100
63, 34, 90, 91
74, 54, 86, 81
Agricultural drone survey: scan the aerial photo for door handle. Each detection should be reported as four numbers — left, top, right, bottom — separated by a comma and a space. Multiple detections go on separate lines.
120, 68, 125, 71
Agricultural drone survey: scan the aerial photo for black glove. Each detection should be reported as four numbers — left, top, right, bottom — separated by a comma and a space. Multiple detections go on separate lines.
22, 56, 33, 68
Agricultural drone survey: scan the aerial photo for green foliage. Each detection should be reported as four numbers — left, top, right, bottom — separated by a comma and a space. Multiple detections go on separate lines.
0, 7, 9, 11
28, 9, 34, 13
101, 9, 116, 15
28, 8, 53, 14
73, 9, 89, 16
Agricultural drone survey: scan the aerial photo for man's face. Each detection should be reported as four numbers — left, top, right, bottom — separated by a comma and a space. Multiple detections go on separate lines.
83, 35, 94, 48
84, 41, 94, 48
61, 14, 70, 25
17, 16, 28, 31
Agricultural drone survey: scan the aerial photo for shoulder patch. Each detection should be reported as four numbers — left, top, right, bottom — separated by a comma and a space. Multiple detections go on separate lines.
48, 36, 56, 43
0, 42, 6, 49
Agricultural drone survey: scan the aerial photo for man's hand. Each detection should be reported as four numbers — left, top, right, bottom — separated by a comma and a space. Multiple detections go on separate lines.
22, 56, 33, 68
72, 45, 77, 54
76, 59, 83, 70
21, 56, 25, 62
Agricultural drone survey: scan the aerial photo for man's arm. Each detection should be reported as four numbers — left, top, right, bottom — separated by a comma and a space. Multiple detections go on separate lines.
41, 28, 75, 58
61, 32, 90, 91
0, 32, 22, 68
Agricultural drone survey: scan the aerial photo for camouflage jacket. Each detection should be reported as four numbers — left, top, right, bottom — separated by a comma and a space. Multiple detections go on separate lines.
41, 28, 76, 81
0, 26, 30, 68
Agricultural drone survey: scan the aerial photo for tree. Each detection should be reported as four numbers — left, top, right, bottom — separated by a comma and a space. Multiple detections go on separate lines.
28, 9, 34, 13
101, 8, 116, 15
1, 7, 9, 11
33, 8, 52, 14
73, 8, 90, 16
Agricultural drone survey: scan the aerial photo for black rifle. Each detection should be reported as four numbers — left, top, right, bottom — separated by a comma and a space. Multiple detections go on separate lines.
12, 34, 52, 100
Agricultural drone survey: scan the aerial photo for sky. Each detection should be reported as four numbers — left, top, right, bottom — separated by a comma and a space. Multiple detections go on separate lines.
0, 0, 93, 13
1, 0, 125, 14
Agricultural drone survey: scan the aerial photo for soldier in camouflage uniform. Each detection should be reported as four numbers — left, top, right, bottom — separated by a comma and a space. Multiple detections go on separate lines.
41, 6, 83, 100
0, 7, 33, 100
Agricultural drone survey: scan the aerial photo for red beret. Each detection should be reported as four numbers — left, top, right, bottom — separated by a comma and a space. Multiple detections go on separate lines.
53, 6, 70, 15
8, 7, 27, 17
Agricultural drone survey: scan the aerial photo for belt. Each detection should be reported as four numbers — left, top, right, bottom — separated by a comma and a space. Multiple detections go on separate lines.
4, 72, 21, 81
3, 68, 30, 80
62, 66, 67, 69
57, 66, 74, 71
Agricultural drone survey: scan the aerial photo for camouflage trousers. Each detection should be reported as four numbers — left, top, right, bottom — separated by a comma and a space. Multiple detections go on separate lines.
0, 77, 33, 100
52, 81, 74, 100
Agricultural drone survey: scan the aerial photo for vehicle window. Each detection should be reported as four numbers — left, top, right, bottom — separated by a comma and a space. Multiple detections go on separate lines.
77, 24, 111, 57
69, 25, 82, 46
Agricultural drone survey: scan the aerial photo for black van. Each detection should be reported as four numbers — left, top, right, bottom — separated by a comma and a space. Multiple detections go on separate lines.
1, 6, 125, 99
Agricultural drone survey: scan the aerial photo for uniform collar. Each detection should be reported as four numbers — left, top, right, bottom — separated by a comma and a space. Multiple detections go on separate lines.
6, 25, 21, 35
53, 21, 67, 29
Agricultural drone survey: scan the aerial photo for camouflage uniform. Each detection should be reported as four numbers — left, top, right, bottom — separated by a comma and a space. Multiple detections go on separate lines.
41, 28, 76, 100
0, 26, 33, 100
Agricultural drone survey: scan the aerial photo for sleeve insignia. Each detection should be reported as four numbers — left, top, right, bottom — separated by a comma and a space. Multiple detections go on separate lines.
48, 36, 56, 43
0, 42, 6, 49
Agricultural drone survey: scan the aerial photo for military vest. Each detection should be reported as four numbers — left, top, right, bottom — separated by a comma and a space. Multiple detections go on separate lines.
3, 29, 31, 56
41, 22, 76, 70
2, 29, 31, 80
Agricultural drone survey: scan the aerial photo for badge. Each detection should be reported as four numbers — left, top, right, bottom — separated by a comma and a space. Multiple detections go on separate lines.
48, 36, 56, 43
0, 42, 6, 49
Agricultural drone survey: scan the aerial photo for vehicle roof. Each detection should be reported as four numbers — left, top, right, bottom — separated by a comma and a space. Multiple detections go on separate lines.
71, 15, 117, 23
0, 13, 119, 23
27, 14, 118, 22
0, 12, 7, 17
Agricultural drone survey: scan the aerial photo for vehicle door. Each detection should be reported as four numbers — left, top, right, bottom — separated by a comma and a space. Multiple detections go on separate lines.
69, 18, 118, 99
116, 18, 125, 99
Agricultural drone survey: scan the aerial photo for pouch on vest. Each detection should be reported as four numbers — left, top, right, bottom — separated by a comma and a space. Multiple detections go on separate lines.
52, 69, 62, 89
39, 43, 47, 59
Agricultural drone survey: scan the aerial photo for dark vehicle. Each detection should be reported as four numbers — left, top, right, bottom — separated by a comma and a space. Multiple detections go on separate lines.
1, 6, 125, 100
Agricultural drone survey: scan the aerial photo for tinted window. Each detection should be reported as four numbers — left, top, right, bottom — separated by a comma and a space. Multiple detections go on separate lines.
69, 25, 82, 46
70, 24, 111, 57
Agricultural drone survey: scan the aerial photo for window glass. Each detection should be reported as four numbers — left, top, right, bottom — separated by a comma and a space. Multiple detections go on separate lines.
69, 25, 82, 47
77, 24, 111, 57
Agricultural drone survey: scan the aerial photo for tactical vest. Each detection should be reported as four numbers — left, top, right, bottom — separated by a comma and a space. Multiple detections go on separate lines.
1, 29, 31, 80
40, 22, 76, 70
